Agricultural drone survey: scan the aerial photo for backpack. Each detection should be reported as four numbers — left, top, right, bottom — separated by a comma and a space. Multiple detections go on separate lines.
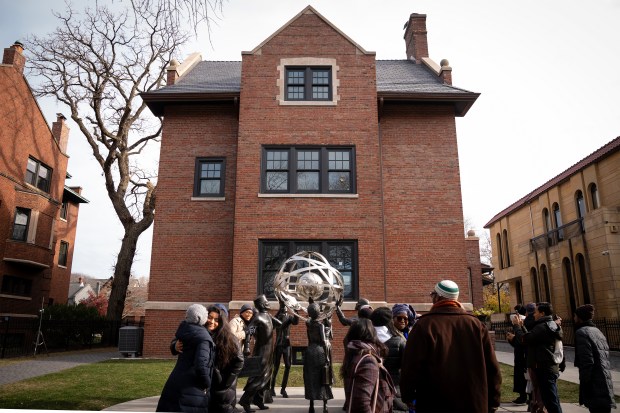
546, 320, 564, 364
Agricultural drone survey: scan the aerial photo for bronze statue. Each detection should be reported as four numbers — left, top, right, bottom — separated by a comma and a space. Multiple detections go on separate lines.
270, 299, 299, 398
304, 302, 333, 413
239, 295, 280, 413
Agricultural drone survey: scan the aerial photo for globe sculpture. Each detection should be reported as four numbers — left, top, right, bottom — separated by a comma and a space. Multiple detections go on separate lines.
273, 251, 344, 321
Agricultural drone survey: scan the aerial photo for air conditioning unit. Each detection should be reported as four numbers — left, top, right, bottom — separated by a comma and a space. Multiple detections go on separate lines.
118, 326, 144, 357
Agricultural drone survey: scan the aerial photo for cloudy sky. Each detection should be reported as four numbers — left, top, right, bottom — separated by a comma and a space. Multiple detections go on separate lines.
2, 0, 619, 278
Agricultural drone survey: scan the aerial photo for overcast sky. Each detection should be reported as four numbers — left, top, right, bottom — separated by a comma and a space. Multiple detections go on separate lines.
2, 0, 619, 279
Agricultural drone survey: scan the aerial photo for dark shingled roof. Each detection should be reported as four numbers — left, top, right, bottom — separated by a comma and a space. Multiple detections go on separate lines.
485, 136, 620, 228
376, 60, 474, 95
142, 59, 479, 116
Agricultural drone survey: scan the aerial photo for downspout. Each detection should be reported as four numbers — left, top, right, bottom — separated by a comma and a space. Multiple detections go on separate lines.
378, 97, 388, 303
530, 202, 541, 301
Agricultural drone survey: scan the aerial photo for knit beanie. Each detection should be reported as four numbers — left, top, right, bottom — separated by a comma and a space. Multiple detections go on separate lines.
186, 304, 208, 326
525, 303, 536, 314
391, 303, 417, 327
575, 304, 595, 321
358, 305, 373, 319
214, 303, 229, 318
370, 307, 393, 327
240, 303, 253, 314
435, 280, 459, 300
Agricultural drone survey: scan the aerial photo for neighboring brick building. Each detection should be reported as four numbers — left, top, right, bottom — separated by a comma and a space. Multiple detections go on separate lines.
0, 42, 88, 322
485, 137, 620, 319
142, 7, 481, 357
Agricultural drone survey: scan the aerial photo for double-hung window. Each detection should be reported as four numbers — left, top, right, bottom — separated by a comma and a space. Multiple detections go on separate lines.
258, 240, 358, 299
60, 201, 69, 220
12, 208, 30, 241
262, 147, 355, 194
285, 67, 332, 101
25, 157, 52, 193
1, 275, 32, 297
194, 158, 225, 197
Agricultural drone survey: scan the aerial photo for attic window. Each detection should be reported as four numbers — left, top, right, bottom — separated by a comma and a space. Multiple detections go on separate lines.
286, 67, 331, 101
278, 58, 339, 106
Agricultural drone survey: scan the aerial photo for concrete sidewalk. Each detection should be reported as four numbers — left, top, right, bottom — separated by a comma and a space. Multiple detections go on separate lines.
103, 387, 592, 413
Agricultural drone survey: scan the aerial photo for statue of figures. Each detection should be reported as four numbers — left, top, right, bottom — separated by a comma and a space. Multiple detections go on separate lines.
239, 295, 280, 413
304, 302, 333, 413
270, 299, 299, 398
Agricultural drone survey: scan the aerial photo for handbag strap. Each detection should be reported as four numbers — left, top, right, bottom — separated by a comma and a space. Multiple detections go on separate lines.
347, 353, 380, 413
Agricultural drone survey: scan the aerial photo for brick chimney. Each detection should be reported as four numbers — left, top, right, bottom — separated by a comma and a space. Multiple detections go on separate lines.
52, 113, 70, 153
404, 14, 429, 63
2, 41, 26, 73
166, 59, 180, 85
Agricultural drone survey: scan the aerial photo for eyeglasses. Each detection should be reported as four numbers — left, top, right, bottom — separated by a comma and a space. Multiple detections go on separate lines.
394, 316, 408, 322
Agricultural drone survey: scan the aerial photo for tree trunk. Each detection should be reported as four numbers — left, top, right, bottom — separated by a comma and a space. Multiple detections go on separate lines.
106, 226, 142, 321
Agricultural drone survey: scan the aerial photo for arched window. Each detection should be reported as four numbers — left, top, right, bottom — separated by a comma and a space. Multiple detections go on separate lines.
563, 257, 577, 315
531, 267, 540, 303
576, 254, 590, 304
540, 264, 551, 302
543, 208, 553, 246
575, 190, 586, 231
496, 233, 504, 269
553, 203, 563, 241
502, 229, 511, 267
515, 279, 523, 305
589, 183, 600, 209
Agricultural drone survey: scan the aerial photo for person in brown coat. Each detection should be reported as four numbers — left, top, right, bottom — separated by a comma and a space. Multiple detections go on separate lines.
400, 280, 502, 413
341, 318, 395, 413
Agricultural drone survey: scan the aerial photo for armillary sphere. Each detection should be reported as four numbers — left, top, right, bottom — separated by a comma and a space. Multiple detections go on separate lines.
273, 251, 344, 322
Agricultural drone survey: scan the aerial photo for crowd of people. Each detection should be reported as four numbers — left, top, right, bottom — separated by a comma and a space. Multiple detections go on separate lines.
155, 281, 616, 413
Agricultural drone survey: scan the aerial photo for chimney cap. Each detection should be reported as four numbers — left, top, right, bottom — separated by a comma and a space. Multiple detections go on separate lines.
13, 40, 24, 47
56, 113, 67, 121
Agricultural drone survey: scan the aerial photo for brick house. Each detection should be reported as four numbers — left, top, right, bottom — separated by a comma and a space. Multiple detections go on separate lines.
142, 7, 481, 357
485, 137, 620, 319
0, 42, 88, 321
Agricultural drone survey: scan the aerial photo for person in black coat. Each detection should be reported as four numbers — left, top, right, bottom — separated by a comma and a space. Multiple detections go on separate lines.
270, 299, 299, 398
335, 297, 370, 326
574, 304, 616, 413
157, 304, 215, 413
506, 304, 528, 405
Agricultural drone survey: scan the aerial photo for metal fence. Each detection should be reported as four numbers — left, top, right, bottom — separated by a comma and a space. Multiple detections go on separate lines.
0, 316, 143, 359
491, 317, 620, 351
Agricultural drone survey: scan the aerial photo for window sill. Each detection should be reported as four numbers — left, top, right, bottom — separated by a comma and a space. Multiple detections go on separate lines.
190, 197, 225, 201
258, 193, 358, 199
279, 100, 337, 106
58, 265, 67, 269
59, 218, 67, 222
0, 293, 31, 301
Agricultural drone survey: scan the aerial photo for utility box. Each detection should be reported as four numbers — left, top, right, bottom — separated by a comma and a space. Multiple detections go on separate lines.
118, 326, 143, 357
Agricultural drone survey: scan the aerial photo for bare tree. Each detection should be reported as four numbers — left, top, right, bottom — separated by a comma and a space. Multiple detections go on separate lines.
132, 0, 226, 35
27, 2, 189, 320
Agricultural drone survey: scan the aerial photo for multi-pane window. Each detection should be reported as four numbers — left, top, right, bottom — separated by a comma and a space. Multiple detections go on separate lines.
58, 241, 69, 266
285, 67, 332, 101
1, 275, 32, 297
25, 157, 51, 193
258, 240, 357, 300
194, 158, 225, 197
262, 147, 355, 194
12, 208, 30, 241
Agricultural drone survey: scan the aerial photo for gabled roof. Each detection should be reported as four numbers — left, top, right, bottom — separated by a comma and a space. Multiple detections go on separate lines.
142, 60, 478, 116
485, 136, 620, 228
243, 5, 374, 56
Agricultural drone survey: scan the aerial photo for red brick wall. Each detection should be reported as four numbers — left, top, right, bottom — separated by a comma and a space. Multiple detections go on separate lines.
0, 64, 74, 316
379, 103, 469, 302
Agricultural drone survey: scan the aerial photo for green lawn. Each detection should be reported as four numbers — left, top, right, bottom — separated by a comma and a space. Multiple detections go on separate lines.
0, 360, 590, 410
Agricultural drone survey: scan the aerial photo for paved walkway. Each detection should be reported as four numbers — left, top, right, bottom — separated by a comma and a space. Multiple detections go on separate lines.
0, 345, 617, 412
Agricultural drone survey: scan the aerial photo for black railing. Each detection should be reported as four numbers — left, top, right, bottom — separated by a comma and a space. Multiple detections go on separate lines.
530, 218, 584, 251
0, 317, 143, 358
491, 317, 620, 351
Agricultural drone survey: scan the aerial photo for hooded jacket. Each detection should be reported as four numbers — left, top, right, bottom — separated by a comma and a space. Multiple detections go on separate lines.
157, 321, 215, 412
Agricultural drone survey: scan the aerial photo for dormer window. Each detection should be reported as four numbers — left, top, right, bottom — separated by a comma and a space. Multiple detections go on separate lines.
286, 67, 332, 101
278, 58, 339, 106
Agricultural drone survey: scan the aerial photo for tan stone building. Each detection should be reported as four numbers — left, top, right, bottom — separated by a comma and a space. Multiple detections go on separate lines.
485, 137, 620, 318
